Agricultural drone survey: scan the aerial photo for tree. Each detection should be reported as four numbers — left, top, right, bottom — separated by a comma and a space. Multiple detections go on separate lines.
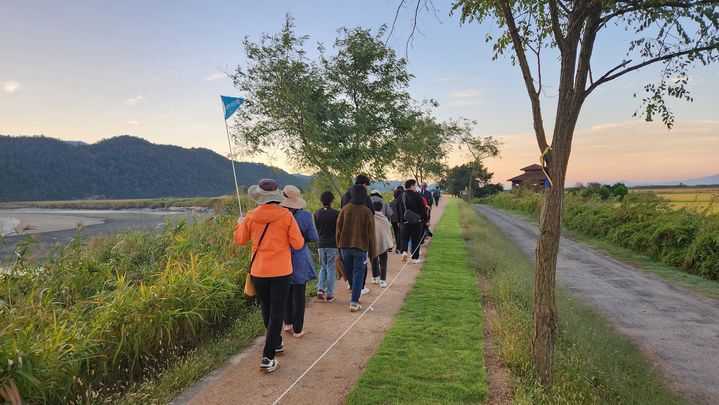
231, 17, 413, 194
395, 104, 465, 182
442, 162, 499, 198
447, 0, 719, 386
394, 0, 718, 386
459, 131, 502, 200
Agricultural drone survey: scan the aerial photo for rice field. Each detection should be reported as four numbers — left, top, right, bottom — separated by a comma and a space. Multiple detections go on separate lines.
632, 187, 719, 214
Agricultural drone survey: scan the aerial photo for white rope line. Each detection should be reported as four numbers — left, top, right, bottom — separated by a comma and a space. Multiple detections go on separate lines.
271, 228, 430, 405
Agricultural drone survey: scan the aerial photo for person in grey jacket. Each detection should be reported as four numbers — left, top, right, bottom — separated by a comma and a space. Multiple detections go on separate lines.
370, 189, 393, 219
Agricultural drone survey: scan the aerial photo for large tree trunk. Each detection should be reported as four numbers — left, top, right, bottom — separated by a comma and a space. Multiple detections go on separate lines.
531, 100, 580, 386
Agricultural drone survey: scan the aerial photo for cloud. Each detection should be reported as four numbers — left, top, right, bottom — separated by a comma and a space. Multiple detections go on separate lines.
449, 89, 481, 98
448, 88, 483, 106
125, 120, 140, 125
126, 95, 145, 106
3, 81, 20, 93
206, 72, 226, 81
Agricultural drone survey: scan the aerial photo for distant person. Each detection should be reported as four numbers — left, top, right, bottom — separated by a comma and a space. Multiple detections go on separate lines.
235, 178, 304, 373
337, 185, 377, 312
398, 179, 428, 264
314, 191, 339, 302
340, 174, 374, 212
389, 187, 404, 253
371, 200, 394, 288
280, 185, 318, 338
418, 181, 434, 241
370, 189, 393, 218
432, 188, 441, 207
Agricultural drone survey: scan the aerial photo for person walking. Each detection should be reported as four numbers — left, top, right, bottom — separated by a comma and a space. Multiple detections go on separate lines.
389, 187, 403, 253
314, 191, 339, 302
418, 181, 434, 241
340, 174, 374, 212
337, 185, 377, 312
234, 178, 304, 373
280, 185, 318, 338
370, 189, 393, 219
432, 188, 441, 207
371, 200, 395, 287
398, 179, 428, 264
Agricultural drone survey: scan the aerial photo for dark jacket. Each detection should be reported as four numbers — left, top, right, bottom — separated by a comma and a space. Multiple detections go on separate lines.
336, 202, 377, 258
314, 206, 339, 249
389, 195, 401, 223
399, 189, 428, 223
288, 209, 319, 285
418, 187, 434, 207
341, 188, 374, 213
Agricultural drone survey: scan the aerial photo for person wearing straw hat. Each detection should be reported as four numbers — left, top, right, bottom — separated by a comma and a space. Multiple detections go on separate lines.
234, 178, 304, 373
280, 185, 318, 338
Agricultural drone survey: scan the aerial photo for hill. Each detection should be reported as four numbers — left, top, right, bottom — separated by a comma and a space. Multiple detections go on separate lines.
0, 135, 308, 202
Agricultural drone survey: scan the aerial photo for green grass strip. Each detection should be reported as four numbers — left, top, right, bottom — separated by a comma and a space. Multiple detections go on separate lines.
460, 202, 684, 404
347, 199, 488, 404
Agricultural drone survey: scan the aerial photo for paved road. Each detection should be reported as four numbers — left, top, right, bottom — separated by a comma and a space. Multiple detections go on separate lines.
474, 205, 719, 404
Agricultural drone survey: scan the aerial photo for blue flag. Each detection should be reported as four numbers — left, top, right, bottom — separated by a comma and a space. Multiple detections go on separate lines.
221, 96, 245, 120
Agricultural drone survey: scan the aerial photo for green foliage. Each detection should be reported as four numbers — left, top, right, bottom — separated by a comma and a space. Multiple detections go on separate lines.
483, 191, 719, 280
0, 212, 250, 403
0, 135, 306, 202
441, 162, 503, 198
231, 16, 413, 190
459, 202, 684, 404
348, 201, 487, 404
394, 105, 462, 182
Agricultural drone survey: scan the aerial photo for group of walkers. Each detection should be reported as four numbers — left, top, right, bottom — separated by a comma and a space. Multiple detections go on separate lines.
234, 175, 441, 373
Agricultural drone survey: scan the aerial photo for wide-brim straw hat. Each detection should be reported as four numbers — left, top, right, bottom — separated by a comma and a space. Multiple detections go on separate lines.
280, 185, 306, 209
248, 178, 285, 205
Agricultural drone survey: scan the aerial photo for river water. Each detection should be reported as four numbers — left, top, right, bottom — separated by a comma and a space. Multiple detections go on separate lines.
0, 208, 211, 261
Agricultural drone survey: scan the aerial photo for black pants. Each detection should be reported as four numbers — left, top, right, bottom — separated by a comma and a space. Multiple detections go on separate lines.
434, 196, 440, 207
391, 221, 401, 250
251, 274, 290, 359
371, 251, 389, 280
401, 222, 423, 260
284, 283, 307, 334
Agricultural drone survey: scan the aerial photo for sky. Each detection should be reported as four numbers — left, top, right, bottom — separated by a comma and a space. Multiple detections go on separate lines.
1, 0, 718, 187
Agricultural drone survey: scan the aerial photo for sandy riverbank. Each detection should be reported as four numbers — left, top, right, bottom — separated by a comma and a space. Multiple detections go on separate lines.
0, 213, 105, 237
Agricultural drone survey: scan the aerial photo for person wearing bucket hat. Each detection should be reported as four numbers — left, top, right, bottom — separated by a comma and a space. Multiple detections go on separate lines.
280, 185, 318, 338
234, 178, 304, 373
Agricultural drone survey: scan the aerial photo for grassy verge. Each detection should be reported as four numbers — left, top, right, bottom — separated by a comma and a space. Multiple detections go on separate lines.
116, 309, 263, 404
460, 202, 684, 404
486, 205, 719, 300
347, 200, 488, 404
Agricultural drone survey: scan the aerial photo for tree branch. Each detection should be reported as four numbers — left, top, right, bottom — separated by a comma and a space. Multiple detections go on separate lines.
498, 0, 549, 152
548, 0, 567, 51
600, 0, 717, 25
585, 43, 719, 95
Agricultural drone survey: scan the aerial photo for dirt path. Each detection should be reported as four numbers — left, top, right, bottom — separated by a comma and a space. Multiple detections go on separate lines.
473, 205, 719, 404
171, 199, 449, 405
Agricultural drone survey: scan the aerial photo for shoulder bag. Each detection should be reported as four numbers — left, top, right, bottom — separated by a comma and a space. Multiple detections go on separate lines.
243, 223, 270, 297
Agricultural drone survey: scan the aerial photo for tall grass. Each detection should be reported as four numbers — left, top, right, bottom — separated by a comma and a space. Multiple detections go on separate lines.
459, 202, 684, 404
482, 190, 719, 280
0, 190, 324, 403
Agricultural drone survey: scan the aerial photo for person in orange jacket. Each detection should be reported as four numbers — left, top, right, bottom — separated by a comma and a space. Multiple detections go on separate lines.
234, 178, 304, 373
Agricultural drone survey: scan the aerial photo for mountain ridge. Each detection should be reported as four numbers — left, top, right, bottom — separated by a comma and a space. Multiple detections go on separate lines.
0, 135, 308, 202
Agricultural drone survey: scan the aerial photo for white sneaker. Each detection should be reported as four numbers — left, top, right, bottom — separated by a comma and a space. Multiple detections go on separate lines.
361, 287, 370, 295
350, 303, 362, 312
412, 259, 422, 264
401, 252, 408, 263
371, 277, 379, 284
380, 280, 388, 288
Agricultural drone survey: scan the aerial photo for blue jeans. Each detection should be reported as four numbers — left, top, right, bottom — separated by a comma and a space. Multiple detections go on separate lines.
317, 248, 337, 297
340, 248, 366, 305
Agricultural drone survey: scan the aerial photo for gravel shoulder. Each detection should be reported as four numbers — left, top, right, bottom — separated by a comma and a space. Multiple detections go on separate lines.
474, 204, 719, 404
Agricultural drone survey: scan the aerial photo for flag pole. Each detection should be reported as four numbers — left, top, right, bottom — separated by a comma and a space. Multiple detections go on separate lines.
222, 102, 243, 217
